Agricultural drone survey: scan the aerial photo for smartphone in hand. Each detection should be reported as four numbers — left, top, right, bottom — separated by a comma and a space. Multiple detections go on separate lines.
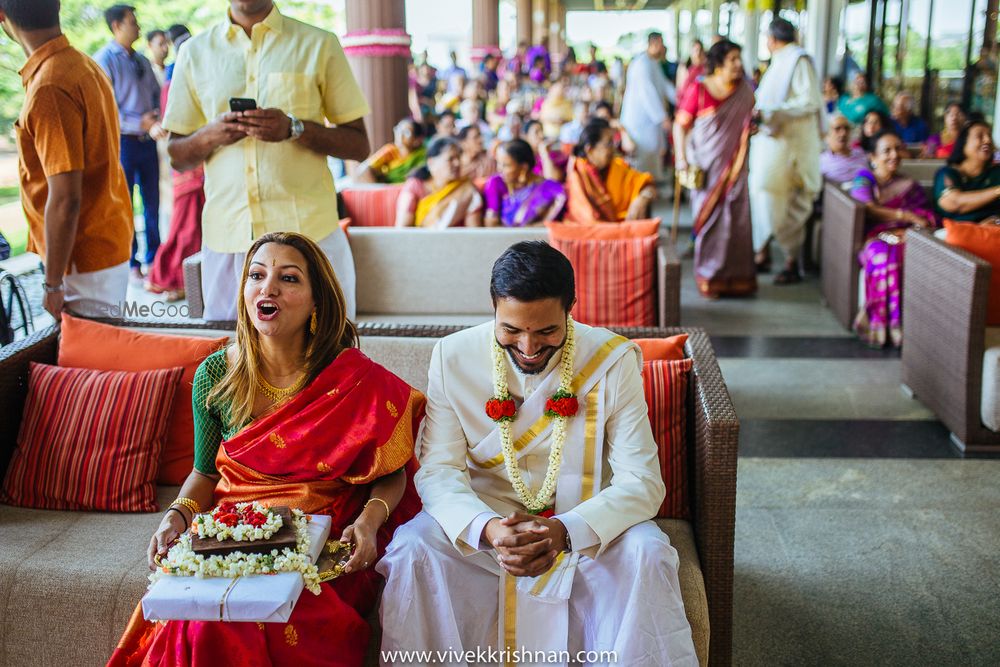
229, 98, 258, 113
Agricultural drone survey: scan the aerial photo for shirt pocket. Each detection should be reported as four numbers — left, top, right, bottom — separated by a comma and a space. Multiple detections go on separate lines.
264, 72, 319, 118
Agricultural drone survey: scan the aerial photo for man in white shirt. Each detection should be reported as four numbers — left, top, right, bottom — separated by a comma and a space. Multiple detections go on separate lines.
749, 18, 822, 285
378, 242, 696, 666
620, 32, 676, 182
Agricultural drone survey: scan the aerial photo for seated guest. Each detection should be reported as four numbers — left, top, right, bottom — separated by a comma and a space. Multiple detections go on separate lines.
935, 120, 1000, 223
838, 72, 889, 125
457, 97, 494, 144
540, 75, 575, 138
377, 241, 698, 665
434, 110, 458, 138
858, 110, 892, 153
458, 124, 496, 180
923, 102, 967, 159
524, 119, 569, 181
565, 119, 656, 223
483, 139, 566, 227
356, 118, 427, 184
559, 102, 589, 151
821, 115, 868, 183
396, 137, 483, 228
111, 232, 424, 665
822, 75, 845, 116
850, 130, 937, 347
890, 92, 929, 145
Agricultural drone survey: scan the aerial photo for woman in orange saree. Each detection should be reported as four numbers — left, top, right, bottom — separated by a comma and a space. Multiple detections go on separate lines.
109, 232, 424, 667
564, 119, 657, 223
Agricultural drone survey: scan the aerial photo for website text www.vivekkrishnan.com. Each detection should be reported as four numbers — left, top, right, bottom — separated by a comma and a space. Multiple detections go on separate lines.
381, 647, 618, 664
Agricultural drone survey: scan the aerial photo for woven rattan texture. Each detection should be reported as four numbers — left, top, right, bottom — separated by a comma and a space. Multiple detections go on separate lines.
821, 178, 866, 330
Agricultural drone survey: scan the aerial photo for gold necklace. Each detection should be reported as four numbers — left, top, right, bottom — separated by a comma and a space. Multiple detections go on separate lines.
256, 372, 307, 403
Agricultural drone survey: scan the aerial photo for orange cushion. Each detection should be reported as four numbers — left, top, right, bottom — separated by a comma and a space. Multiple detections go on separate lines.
545, 218, 661, 240
58, 314, 228, 484
642, 357, 693, 519
635, 334, 689, 362
341, 185, 404, 227
547, 221, 659, 327
1, 363, 182, 511
944, 220, 1000, 325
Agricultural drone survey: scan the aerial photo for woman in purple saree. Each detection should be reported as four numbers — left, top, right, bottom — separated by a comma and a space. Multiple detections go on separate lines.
673, 40, 757, 298
483, 139, 566, 227
849, 130, 937, 347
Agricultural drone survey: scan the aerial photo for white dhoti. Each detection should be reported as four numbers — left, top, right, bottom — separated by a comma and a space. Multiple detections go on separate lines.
620, 52, 674, 183
63, 261, 129, 318
200, 226, 356, 321
378, 511, 697, 667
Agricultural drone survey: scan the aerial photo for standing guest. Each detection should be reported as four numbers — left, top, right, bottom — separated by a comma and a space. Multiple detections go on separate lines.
483, 139, 566, 227
480, 53, 500, 93
164, 24, 190, 80
507, 41, 528, 75
565, 119, 656, 223
849, 130, 937, 347
434, 110, 458, 138
749, 18, 823, 285
396, 137, 483, 229
356, 118, 427, 185
409, 62, 438, 124
837, 72, 889, 125
820, 115, 868, 184
458, 125, 496, 180
923, 102, 967, 159
0, 0, 132, 320
528, 52, 550, 85
935, 120, 1000, 223
620, 32, 676, 182
586, 42, 603, 75
163, 0, 371, 321
858, 110, 892, 153
95, 4, 164, 283
890, 92, 929, 145
674, 39, 757, 299
441, 49, 466, 89
146, 29, 168, 85
676, 39, 707, 101
524, 119, 568, 182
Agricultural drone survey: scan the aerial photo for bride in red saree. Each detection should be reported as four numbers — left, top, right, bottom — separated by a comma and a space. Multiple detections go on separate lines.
110, 232, 424, 666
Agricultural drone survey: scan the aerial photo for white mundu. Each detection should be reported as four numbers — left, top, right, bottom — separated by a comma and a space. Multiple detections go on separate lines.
620, 51, 675, 182
748, 41, 822, 257
378, 321, 697, 667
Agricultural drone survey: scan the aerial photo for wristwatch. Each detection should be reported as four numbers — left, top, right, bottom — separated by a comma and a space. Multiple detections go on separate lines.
287, 114, 304, 141
563, 530, 573, 553
42, 282, 64, 294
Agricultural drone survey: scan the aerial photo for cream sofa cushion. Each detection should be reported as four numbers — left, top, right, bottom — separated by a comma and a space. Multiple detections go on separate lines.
982, 328, 1000, 432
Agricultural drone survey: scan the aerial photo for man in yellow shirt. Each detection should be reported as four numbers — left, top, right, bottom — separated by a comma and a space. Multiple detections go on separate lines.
163, 0, 370, 320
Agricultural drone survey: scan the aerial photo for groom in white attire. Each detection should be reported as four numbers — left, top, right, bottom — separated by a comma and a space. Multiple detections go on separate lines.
377, 242, 696, 666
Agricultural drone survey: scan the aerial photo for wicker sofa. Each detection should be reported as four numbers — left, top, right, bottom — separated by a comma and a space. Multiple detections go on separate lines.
901, 230, 1000, 453
0, 321, 737, 666
182, 227, 683, 327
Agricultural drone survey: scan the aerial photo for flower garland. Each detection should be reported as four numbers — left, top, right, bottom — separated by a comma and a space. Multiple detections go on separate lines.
487, 318, 577, 513
150, 509, 322, 595
192, 501, 283, 542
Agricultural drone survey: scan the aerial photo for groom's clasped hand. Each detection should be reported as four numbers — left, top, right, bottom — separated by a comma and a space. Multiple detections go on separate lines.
486, 511, 568, 577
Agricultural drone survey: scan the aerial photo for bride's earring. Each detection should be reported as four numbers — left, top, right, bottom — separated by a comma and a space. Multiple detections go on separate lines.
310, 311, 317, 335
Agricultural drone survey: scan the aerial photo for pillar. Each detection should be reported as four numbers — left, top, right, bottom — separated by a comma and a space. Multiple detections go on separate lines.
805, 0, 845, 79
472, 0, 501, 64
532, 0, 549, 47
344, 0, 410, 150
517, 0, 533, 46
548, 0, 565, 61
743, 6, 761, 73
710, 0, 723, 38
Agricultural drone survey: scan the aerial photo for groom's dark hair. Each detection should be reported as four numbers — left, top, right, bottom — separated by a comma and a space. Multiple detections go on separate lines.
491, 241, 576, 312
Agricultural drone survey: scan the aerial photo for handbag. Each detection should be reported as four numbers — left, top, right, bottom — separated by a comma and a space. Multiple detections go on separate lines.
675, 165, 705, 191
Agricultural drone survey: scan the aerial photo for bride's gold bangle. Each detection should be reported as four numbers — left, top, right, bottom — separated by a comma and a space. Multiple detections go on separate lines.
171, 497, 202, 517
364, 497, 390, 524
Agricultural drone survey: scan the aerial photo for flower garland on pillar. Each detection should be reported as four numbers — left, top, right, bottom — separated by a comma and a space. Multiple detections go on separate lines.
341, 29, 412, 59
486, 318, 579, 514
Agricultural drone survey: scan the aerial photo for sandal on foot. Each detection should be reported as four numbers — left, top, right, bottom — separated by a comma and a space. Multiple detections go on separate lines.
774, 268, 802, 285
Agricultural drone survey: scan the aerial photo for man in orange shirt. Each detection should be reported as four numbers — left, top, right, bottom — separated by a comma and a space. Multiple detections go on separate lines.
0, 0, 133, 320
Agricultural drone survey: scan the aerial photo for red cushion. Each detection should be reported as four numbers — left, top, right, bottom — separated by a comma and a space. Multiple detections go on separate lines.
547, 222, 659, 327
635, 334, 688, 362
642, 357, 693, 519
57, 314, 228, 484
341, 185, 404, 227
1, 363, 183, 512
944, 220, 1000, 325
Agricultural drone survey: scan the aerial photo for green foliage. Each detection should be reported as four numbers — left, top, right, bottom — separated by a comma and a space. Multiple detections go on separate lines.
0, 1, 344, 135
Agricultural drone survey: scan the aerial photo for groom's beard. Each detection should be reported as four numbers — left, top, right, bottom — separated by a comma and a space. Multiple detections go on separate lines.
500, 334, 567, 376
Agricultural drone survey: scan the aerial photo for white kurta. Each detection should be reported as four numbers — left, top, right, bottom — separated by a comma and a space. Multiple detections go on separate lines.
377, 322, 697, 667
748, 44, 823, 256
620, 53, 675, 182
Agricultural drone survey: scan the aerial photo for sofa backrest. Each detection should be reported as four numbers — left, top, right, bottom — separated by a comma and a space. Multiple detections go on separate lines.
900, 158, 944, 186
359, 336, 437, 392
349, 227, 549, 315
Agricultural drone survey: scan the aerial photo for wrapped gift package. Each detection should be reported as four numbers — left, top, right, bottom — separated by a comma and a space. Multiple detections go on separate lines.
142, 514, 332, 623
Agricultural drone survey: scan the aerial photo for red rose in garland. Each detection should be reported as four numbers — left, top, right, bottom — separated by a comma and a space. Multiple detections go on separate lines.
486, 396, 517, 422
545, 391, 579, 418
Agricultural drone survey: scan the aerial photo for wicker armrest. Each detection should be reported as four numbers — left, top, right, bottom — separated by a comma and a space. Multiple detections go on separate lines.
820, 178, 867, 330
182, 252, 204, 319
901, 229, 997, 450
0, 325, 59, 477
658, 243, 682, 327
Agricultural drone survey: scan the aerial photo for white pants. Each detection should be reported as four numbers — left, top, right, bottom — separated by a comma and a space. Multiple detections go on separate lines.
750, 184, 817, 258
63, 261, 129, 318
377, 511, 698, 667
200, 228, 356, 321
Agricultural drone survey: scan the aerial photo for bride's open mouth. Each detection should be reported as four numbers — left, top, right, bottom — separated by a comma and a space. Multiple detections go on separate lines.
256, 300, 280, 321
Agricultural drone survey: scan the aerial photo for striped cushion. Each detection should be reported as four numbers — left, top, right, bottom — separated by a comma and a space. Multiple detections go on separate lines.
550, 233, 658, 327
341, 185, 404, 227
642, 357, 693, 519
1, 363, 183, 512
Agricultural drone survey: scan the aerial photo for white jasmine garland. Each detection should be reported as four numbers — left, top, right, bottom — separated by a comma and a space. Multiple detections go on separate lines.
151, 509, 321, 595
192, 501, 283, 542
491, 317, 576, 513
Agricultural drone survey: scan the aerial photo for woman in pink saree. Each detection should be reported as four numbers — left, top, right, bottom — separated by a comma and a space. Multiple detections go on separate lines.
674, 39, 757, 298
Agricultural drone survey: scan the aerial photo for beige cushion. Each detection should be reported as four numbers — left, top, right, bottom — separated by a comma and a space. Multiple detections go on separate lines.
656, 519, 710, 667
982, 328, 1000, 432
359, 336, 438, 394
349, 227, 548, 316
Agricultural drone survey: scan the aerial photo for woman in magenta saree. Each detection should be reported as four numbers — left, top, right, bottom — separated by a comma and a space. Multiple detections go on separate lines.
849, 130, 937, 347
483, 139, 566, 227
673, 40, 757, 299
110, 232, 424, 666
